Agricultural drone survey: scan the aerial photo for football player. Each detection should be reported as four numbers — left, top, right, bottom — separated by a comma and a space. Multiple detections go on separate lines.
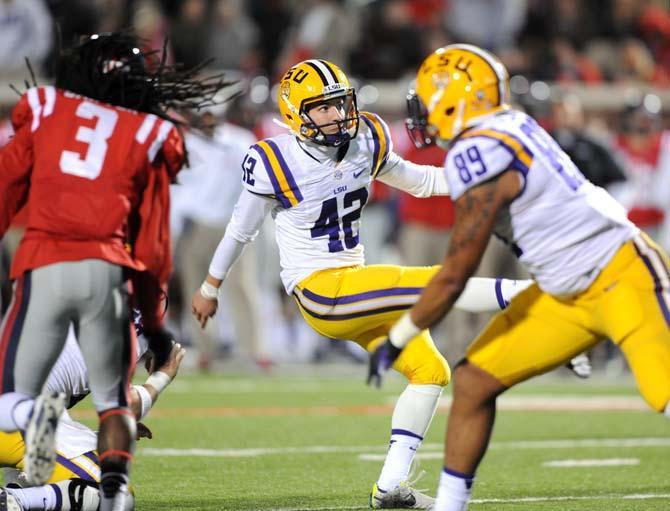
369, 44, 670, 511
0, 32, 227, 511
191, 59, 535, 508
0, 325, 185, 511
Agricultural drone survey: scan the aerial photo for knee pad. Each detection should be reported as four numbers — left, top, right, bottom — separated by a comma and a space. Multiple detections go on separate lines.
407, 354, 451, 387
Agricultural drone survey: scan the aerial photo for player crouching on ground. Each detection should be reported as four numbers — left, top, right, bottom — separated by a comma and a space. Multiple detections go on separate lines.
0, 323, 186, 511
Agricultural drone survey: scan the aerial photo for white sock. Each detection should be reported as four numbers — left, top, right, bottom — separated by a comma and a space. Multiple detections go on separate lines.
0, 392, 34, 431
664, 401, 670, 419
6, 485, 59, 510
453, 278, 532, 312
433, 467, 475, 511
377, 384, 442, 491
499, 278, 533, 308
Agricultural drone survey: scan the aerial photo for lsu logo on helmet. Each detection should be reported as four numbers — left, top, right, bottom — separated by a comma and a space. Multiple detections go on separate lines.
278, 59, 359, 146
406, 44, 511, 148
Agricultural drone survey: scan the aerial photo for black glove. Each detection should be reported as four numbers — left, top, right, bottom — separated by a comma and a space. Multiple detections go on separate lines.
367, 339, 403, 388
144, 326, 176, 370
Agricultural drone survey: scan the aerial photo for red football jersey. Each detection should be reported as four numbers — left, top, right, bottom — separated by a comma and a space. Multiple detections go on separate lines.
0, 86, 185, 328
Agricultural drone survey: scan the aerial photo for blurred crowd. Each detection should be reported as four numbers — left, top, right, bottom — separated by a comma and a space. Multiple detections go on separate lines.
1, 0, 670, 373
2, 0, 670, 84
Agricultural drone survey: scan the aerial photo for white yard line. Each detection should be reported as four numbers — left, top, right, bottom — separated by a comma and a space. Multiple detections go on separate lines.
385, 395, 649, 411
140, 437, 670, 459
543, 458, 640, 467
265, 493, 670, 510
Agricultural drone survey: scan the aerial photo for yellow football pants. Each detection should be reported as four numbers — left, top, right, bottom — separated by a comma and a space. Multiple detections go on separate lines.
467, 234, 670, 412
294, 264, 450, 385
0, 431, 100, 483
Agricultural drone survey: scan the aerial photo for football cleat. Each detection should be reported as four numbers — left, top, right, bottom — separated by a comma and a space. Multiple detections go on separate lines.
23, 392, 65, 486
370, 482, 435, 509
0, 488, 22, 511
52, 479, 101, 511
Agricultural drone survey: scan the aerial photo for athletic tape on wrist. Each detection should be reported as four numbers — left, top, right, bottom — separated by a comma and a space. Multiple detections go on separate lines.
389, 313, 421, 349
200, 281, 219, 300
133, 384, 153, 420
145, 371, 171, 394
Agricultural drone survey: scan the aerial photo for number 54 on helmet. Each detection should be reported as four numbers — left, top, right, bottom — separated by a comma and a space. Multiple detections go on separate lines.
406, 44, 511, 148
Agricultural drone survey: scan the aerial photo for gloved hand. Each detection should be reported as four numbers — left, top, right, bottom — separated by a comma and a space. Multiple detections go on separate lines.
367, 339, 403, 388
144, 326, 176, 370
566, 353, 591, 379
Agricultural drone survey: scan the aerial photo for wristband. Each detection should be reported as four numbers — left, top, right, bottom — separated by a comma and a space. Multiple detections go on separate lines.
389, 312, 421, 349
200, 281, 219, 300
133, 384, 153, 420
145, 371, 171, 394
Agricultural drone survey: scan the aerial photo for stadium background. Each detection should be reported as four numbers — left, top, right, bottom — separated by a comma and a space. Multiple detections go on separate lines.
1, 2, 670, 509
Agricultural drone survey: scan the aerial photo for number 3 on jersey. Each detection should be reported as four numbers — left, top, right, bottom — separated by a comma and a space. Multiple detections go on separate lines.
59, 101, 119, 180
311, 188, 369, 252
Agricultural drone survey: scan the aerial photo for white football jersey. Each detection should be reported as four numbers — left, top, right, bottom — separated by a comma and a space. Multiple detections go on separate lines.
242, 112, 393, 292
445, 109, 637, 296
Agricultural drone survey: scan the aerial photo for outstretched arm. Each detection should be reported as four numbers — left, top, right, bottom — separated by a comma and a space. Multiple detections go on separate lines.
191, 189, 273, 327
376, 152, 450, 197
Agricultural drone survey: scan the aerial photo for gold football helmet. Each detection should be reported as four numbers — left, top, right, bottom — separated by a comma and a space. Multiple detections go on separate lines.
406, 44, 510, 147
278, 59, 358, 146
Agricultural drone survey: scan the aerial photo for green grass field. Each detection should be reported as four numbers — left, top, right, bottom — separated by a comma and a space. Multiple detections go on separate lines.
67, 368, 669, 510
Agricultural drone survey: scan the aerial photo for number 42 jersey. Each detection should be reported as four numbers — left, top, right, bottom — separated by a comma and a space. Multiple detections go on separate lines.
445, 109, 637, 296
239, 111, 419, 292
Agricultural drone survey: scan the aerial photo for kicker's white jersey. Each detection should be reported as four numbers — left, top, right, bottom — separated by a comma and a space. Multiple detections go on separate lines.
242, 112, 393, 292
446, 110, 637, 296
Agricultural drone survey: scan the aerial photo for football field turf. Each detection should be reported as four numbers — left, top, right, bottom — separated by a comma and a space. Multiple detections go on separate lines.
69, 368, 669, 510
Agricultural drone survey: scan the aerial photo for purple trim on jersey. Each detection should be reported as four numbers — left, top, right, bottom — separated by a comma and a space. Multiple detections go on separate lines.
1, 272, 31, 393
494, 278, 507, 309
56, 454, 97, 482
391, 428, 424, 440
301, 286, 422, 306
467, 131, 533, 175
374, 113, 392, 169
251, 143, 292, 208
266, 139, 304, 203
442, 466, 475, 480
294, 296, 412, 321
83, 450, 99, 465
50, 483, 63, 509
361, 115, 383, 175
633, 240, 670, 326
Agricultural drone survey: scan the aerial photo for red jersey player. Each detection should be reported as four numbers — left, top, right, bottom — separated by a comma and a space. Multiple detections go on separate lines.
0, 33, 228, 511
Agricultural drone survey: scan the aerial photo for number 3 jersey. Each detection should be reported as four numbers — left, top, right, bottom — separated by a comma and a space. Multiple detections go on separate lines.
0, 86, 185, 281
229, 111, 448, 293
445, 109, 637, 296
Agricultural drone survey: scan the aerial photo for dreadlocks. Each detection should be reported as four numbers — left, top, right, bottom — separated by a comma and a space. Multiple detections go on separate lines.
54, 32, 233, 124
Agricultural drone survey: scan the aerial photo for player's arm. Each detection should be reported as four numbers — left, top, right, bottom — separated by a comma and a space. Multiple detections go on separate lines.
400, 171, 520, 330
0, 123, 33, 237
129, 340, 186, 422
368, 170, 521, 386
375, 152, 450, 197
191, 188, 273, 327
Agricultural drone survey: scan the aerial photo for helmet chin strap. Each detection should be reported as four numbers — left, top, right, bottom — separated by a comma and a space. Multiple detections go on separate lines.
450, 98, 466, 139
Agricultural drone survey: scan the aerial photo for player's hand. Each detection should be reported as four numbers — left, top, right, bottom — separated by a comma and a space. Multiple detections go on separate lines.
144, 326, 176, 370
155, 341, 186, 381
191, 289, 218, 329
136, 422, 153, 440
367, 338, 403, 388
566, 353, 591, 379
